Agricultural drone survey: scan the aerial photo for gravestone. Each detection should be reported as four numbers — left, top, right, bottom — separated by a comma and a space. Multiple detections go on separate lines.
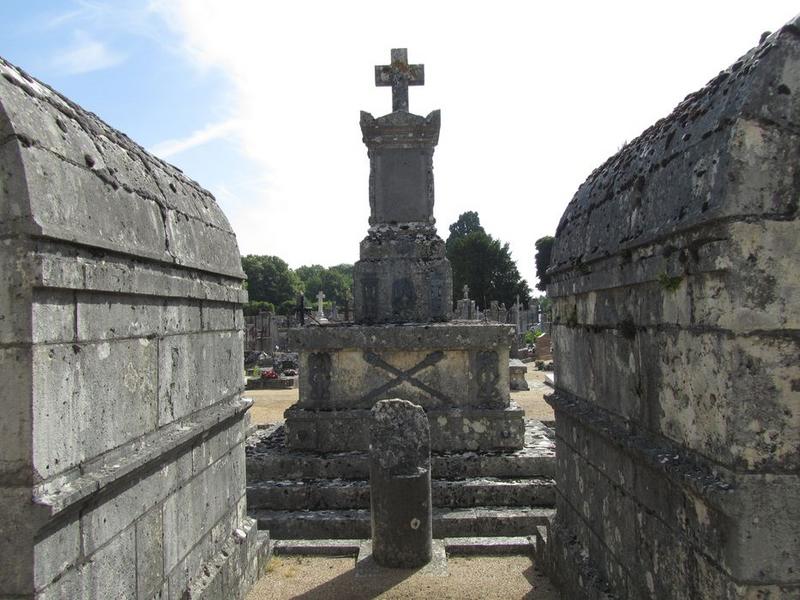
456, 284, 477, 320
369, 399, 433, 568
533, 333, 552, 360
248, 48, 556, 544
315, 290, 329, 323
284, 48, 524, 452
508, 359, 529, 391
540, 18, 800, 599
0, 57, 267, 599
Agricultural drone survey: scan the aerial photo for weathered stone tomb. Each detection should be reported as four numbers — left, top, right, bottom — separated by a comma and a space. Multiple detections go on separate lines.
246, 49, 556, 543
0, 57, 267, 598
540, 17, 800, 599
284, 48, 525, 453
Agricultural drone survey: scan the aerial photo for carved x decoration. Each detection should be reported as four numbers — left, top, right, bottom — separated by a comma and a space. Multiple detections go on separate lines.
362, 350, 452, 405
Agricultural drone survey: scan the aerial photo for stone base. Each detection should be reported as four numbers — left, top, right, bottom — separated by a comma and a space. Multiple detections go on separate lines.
246, 420, 556, 540
284, 404, 525, 452
355, 540, 448, 578
183, 517, 271, 600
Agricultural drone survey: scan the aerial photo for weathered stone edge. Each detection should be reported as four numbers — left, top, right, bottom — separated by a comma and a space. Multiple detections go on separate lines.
545, 389, 796, 503
34, 395, 252, 516
33, 239, 247, 304
289, 322, 515, 350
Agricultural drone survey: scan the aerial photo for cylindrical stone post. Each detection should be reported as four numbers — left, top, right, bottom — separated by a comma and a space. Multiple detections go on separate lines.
369, 399, 432, 568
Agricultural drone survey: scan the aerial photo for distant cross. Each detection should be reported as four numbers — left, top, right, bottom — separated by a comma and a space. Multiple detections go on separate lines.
463, 284, 469, 300
316, 291, 326, 315
375, 48, 425, 112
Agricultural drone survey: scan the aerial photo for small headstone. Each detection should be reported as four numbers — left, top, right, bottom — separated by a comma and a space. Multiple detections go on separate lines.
509, 358, 529, 391
369, 399, 432, 568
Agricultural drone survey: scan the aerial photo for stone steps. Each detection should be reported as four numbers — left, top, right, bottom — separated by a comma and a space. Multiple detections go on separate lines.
246, 420, 556, 482
245, 419, 557, 541
247, 476, 556, 511
271, 536, 537, 557
252, 507, 556, 540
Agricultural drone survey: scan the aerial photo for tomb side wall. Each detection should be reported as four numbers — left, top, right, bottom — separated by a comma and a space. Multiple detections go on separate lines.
0, 57, 267, 599
545, 20, 800, 599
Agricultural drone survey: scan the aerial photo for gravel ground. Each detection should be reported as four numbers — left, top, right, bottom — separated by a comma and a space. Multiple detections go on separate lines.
245, 367, 554, 426
246, 555, 559, 600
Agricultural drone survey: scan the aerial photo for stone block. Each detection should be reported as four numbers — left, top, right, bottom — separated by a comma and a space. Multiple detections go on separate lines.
22, 145, 169, 262
39, 526, 136, 600
284, 404, 525, 452
32, 338, 158, 479
33, 516, 80, 591
81, 460, 178, 554
157, 331, 244, 426
31, 290, 75, 344
135, 507, 164, 600
0, 347, 32, 482
202, 302, 236, 331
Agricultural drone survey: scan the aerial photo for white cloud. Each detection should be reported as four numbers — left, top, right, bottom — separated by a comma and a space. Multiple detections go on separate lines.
52, 31, 125, 75
152, 0, 800, 291
150, 118, 242, 159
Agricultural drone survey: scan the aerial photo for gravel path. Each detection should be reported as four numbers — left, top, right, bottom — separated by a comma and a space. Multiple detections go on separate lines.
246, 555, 559, 600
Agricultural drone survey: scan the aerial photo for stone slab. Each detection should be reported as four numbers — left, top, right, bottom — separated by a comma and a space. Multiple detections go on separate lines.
284, 405, 525, 452
246, 420, 555, 482
443, 536, 534, 556
289, 321, 515, 351
251, 507, 556, 540
355, 540, 448, 578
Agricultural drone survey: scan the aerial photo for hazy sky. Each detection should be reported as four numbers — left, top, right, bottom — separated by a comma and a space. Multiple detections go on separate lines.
3, 1, 798, 292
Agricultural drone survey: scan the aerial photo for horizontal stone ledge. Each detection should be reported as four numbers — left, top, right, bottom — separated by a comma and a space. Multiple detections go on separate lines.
31, 239, 247, 303
547, 212, 800, 290
289, 322, 515, 350
34, 395, 252, 516
546, 390, 800, 508
548, 322, 800, 341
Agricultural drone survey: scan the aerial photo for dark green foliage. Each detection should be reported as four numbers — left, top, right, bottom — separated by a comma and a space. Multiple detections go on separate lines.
243, 301, 275, 316
295, 263, 353, 305
446, 211, 485, 252
241, 255, 353, 314
534, 236, 554, 291
241, 255, 302, 306
445, 212, 530, 307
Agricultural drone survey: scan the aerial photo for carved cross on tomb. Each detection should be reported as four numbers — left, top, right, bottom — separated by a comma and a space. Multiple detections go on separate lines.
375, 48, 425, 112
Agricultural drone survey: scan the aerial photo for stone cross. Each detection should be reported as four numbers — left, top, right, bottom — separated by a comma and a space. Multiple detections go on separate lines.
316, 291, 325, 314
375, 48, 424, 113
316, 291, 329, 323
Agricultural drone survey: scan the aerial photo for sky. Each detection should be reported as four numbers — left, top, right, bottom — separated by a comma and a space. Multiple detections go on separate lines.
2, 1, 798, 293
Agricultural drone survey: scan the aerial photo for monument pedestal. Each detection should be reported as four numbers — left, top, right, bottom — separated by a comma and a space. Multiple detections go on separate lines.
284, 322, 525, 452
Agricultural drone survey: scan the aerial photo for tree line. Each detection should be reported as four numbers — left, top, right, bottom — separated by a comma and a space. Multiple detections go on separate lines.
242, 211, 553, 315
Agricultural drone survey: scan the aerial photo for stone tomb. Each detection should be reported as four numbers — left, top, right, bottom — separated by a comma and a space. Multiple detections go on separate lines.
248, 49, 554, 542
0, 57, 266, 599
539, 18, 800, 600
283, 48, 525, 454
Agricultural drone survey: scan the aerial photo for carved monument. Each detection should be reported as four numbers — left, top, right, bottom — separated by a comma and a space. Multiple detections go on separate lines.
284, 48, 525, 452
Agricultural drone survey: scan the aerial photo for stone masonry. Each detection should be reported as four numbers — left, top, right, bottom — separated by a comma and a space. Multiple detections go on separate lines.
284, 48, 525, 453
0, 57, 267, 599
541, 18, 800, 599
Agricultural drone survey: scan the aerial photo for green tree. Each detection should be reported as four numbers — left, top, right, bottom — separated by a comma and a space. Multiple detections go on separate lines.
241, 255, 302, 307
446, 223, 530, 308
296, 263, 353, 305
445, 210, 485, 252
534, 236, 554, 291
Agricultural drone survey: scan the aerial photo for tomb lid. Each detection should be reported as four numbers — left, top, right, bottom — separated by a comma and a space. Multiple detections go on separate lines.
0, 56, 244, 279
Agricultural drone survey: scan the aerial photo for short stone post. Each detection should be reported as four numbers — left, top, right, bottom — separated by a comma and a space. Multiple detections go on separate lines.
369, 399, 432, 568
